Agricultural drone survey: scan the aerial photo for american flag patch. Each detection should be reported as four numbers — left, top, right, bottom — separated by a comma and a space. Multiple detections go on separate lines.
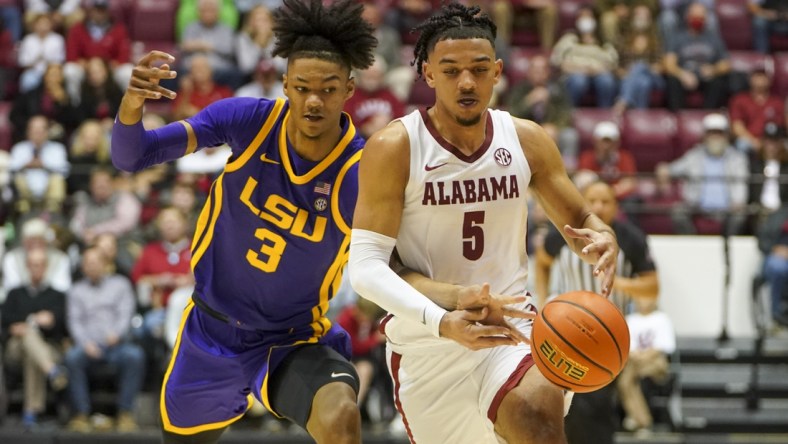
314, 181, 331, 195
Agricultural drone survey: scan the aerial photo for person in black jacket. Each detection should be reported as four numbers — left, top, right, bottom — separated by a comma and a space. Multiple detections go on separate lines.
749, 123, 788, 215
1, 247, 68, 429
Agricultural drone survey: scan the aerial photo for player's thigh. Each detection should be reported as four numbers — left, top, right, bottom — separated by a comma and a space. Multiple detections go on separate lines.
387, 345, 498, 444
161, 307, 254, 435
267, 344, 360, 430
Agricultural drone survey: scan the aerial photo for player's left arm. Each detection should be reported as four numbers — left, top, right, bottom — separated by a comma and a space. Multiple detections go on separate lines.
515, 118, 620, 296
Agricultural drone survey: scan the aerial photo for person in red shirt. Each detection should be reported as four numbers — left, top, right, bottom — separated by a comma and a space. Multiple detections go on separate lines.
729, 68, 784, 155
578, 121, 638, 200
63, 0, 132, 102
344, 57, 406, 138
131, 207, 194, 341
172, 55, 233, 121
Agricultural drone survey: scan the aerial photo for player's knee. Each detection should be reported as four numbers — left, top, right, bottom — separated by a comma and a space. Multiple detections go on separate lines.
500, 385, 566, 443
311, 396, 360, 442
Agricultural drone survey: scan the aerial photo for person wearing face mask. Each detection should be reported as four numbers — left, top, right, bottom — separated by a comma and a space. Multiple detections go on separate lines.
663, 1, 731, 111
613, 4, 665, 114
594, 0, 659, 45
729, 69, 784, 154
551, 5, 619, 108
656, 113, 750, 235
658, 0, 718, 50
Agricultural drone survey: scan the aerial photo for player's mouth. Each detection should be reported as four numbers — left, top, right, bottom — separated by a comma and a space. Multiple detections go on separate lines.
458, 97, 478, 108
304, 114, 323, 122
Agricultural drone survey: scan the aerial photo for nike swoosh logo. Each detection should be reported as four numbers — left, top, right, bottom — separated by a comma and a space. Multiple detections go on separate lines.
331, 372, 355, 380
260, 153, 280, 165
424, 162, 447, 171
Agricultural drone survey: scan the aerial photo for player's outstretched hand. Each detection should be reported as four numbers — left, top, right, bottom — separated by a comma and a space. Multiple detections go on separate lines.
563, 225, 619, 297
125, 51, 178, 109
439, 308, 519, 350
456, 283, 534, 344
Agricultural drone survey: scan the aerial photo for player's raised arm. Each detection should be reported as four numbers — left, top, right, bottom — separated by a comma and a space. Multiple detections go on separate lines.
517, 118, 620, 297
118, 51, 178, 125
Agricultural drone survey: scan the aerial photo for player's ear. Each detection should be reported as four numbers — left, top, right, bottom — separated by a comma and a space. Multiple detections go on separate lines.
494, 59, 503, 85
345, 76, 355, 100
423, 61, 435, 88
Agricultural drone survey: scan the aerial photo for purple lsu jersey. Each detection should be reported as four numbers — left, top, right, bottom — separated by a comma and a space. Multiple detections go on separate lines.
184, 97, 363, 337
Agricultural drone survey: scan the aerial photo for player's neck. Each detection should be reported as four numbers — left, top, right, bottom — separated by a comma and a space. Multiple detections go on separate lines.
285, 120, 343, 162
427, 106, 488, 156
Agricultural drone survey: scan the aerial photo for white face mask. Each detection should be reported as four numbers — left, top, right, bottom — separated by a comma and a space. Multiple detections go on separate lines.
576, 17, 597, 34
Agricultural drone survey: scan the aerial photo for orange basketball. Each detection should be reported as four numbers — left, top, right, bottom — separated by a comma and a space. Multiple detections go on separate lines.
530, 291, 630, 393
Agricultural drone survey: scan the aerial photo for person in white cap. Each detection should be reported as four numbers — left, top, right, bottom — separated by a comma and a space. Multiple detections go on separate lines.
656, 113, 749, 234
579, 121, 639, 200
1, 218, 71, 304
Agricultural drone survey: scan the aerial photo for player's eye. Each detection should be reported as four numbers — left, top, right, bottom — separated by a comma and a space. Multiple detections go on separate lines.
323, 88, 336, 94
295, 86, 308, 93
444, 69, 458, 76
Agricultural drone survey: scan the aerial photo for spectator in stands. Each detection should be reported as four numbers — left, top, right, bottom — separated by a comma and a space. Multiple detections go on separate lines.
67, 119, 110, 195
749, 123, 788, 217
617, 295, 676, 435
9, 115, 70, 214
64, 247, 145, 433
658, 0, 718, 50
235, 5, 286, 78
235, 59, 285, 100
385, 0, 437, 41
656, 113, 750, 235
10, 63, 79, 143
180, 0, 241, 89
535, 180, 659, 444
507, 54, 579, 171
0, 14, 15, 101
2, 218, 71, 302
344, 57, 406, 139
757, 202, 788, 327
492, 0, 557, 52
0, 2, 21, 43
177, 0, 239, 41
579, 121, 638, 200
90, 232, 134, 279
730, 69, 784, 154
63, 0, 132, 102
69, 166, 142, 247
131, 207, 193, 342
1, 247, 68, 430
595, 0, 659, 45
749, 0, 788, 54
0, 151, 12, 235
76, 57, 124, 123
551, 5, 619, 108
17, 13, 65, 93
613, 4, 665, 114
362, 2, 402, 75
664, 1, 731, 111
172, 55, 234, 121
24, 0, 83, 31
336, 297, 387, 423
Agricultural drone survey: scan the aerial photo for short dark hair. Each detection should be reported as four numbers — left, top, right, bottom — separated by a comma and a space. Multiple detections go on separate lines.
411, 2, 497, 78
272, 0, 377, 72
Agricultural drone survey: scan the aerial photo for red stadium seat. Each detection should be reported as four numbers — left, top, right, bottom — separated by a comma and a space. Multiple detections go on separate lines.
0, 101, 12, 151
715, 0, 753, 51
675, 109, 720, 156
728, 51, 773, 75
774, 52, 788, 98
622, 109, 678, 173
129, 0, 177, 43
572, 108, 618, 153
771, 35, 788, 53
407, 79, 435, 107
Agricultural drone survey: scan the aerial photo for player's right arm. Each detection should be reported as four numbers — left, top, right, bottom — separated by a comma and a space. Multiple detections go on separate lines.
349, 123, 517, 350
534, 245, 554, 309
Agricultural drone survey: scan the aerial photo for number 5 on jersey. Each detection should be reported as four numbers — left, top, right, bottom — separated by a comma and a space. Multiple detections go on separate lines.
463, 211, 485, 260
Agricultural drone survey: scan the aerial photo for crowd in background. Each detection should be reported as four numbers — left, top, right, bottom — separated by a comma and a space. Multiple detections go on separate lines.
0, 0, 786, 438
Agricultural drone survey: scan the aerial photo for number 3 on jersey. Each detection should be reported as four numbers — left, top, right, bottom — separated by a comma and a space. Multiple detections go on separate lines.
463, 211, 485, 260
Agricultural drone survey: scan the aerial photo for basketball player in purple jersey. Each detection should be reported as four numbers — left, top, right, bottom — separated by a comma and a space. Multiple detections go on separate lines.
110, 0, 376, 442
349, 3, 620, 443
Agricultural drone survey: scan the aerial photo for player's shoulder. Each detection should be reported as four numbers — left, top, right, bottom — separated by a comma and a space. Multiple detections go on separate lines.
205, 96, 286, 121
364, 119, 410, 157
509, 116, 561, 169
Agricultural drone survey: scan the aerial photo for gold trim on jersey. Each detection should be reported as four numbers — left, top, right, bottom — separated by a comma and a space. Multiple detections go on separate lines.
330, 150, 362, 236
191, 172, 225, 270
190, 180, 216, 260
179, 120, 198, 156
225, 98, 286, 173
160, 300, 254, 434
278, 112, 357, 185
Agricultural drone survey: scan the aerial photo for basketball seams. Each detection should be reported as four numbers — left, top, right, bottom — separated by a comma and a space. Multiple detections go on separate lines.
547, 299, 625, 367
540, 311, 615, 381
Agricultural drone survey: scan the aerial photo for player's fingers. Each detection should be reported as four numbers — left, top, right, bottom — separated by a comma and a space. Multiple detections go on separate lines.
469, 323, 511, 338
132, 65, 177, 82
469, 336, 518, 350
501, 306, 536, 320
130, 78, 177, 99
563, 225, 594, 240
503, 319, 530, 344
581, 240, 610, 257
493, 295, 526, 306
126, 85, 166, 100
457, 283, 491, 310
137, 50, 175, 67
592, 248, 616, 276
600, 272, 615, 298
461, 307, 488, 322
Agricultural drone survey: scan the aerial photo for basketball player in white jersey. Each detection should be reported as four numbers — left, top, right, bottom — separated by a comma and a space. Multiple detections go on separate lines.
348, 3, 620, 443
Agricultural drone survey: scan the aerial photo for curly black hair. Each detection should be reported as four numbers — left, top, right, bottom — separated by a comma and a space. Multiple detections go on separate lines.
411, 2, 497, 78
272, 0, 377, 72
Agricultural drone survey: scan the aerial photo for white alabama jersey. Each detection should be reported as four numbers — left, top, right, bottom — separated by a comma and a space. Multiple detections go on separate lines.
387, 108, 532, 351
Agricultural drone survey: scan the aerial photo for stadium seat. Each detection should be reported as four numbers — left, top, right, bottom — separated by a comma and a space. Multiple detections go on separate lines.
407, 79, 435, 107
509, 6, 540, 48
622, 109, 678, 173
675, 109, 719, 156
774, 52, 788, 98
108, 0, 133, 30
715, 0, 753, 51
0, 101, 11, 150
129, 0, 177, 43
771, 35, 788, 53
728, 51, 773, 75
572, 108, 617, 153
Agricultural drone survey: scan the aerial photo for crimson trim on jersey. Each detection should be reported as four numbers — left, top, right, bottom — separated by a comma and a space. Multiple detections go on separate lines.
419, 107, 494, 163
390, 352, 417, 444
486, 353, 535, 423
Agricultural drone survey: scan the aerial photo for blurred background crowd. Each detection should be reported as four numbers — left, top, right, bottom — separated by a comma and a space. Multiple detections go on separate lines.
0, 0, 787, 440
